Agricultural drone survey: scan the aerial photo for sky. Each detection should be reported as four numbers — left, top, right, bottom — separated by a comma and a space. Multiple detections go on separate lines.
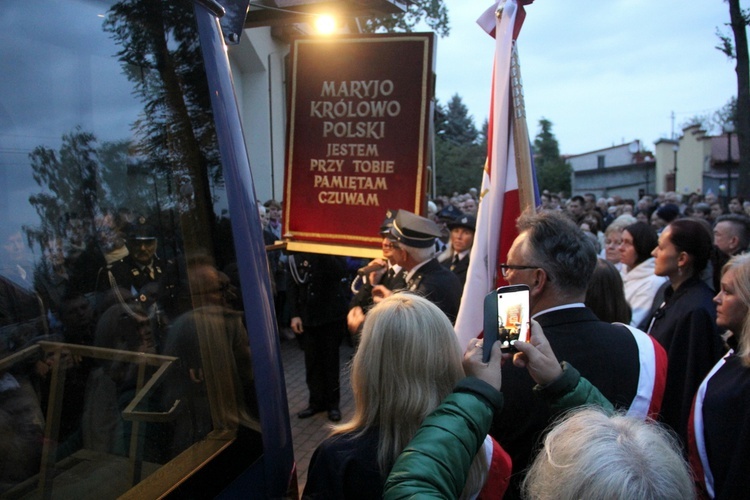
431, 0, 738, 156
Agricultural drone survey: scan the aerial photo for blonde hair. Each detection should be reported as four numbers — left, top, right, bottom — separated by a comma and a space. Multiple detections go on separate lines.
523, 408, 695, 500
334, 293, 486, 497
722, 253, 750, 365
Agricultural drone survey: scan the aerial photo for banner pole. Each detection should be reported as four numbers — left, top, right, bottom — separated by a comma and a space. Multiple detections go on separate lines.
509, 41, 536, 212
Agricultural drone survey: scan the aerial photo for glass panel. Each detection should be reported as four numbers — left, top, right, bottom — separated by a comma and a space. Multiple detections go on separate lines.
0, 0, 261, 497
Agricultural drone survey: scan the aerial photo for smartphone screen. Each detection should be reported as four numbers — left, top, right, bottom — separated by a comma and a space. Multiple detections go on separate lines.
496, 285, 530, 350
483, 284, 530, 361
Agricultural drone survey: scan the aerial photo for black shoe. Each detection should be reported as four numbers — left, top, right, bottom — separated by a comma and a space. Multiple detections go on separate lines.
297, 407, 324, 419
327, 409, 342, 422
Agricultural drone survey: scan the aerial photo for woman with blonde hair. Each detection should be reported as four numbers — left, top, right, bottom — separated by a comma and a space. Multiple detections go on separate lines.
303, 293, 510, 499
691, 253, 750, 499
601, 214, 636, 270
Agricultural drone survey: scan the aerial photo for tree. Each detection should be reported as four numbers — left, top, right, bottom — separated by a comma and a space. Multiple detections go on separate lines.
104, 0, 221, 252
716, 0, 750, 196
434, 137, 484, 195
360, 0, 449, 37
533, 118, 571, 195
433, 96, 484, 194
27, 128, 102, 244
437, 94, 479, 145
680, 97, 738, 133
26, 128, 173, 251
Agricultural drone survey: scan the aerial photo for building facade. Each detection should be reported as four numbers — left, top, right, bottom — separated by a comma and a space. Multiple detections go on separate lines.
570, 126, 741, 201
568, 141, 656, 200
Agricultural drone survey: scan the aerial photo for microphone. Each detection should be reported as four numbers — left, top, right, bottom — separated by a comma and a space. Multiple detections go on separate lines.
357, 262, 386, 276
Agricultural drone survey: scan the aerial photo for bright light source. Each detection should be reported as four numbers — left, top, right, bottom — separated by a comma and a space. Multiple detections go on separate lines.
314, 15, 336, 35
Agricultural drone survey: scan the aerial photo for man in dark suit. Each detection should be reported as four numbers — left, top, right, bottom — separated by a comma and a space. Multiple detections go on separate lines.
372, 210, 462, 323
440, 214, 475, 287
288, 253, 348, 422
493, 209, 667, 499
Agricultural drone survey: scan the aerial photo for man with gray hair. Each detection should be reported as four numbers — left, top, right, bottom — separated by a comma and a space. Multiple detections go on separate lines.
493, 209, 666, 499
371, 210, 462, 323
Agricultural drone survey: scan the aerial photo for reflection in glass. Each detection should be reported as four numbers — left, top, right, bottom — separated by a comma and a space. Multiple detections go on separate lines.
0, 0, 262, 496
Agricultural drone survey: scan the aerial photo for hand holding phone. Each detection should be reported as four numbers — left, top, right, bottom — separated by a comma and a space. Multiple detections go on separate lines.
483, 284, 530, 361
511, 320, 563, 386
463, 337, 502, 391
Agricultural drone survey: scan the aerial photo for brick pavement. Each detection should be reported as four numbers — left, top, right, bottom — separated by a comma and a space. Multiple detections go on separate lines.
280, 334, 355, 495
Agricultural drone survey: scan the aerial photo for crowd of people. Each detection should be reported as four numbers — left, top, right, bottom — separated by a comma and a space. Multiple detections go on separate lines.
5, 185, 748, 498
291, 188, 750, 500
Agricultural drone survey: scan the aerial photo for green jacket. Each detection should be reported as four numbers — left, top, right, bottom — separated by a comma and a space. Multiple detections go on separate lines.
383, 363, 613, 499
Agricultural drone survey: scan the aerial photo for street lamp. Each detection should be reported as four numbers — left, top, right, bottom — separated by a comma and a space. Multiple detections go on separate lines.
314, 14, 337, 35
724, 123, 735, 201
673, 144, 679, 192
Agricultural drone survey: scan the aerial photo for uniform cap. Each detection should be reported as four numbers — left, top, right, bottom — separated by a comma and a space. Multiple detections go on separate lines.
128, 216, 157, 240
447, 214, 476, 232
389, 210, 442, 248
436, 204, 463, 222
379, 209, 399, 235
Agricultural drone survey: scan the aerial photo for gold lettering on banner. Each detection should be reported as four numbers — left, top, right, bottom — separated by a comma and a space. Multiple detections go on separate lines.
318, 191, 380, 206
326, 143, 379, 157
322, 121, 385, 139
310, 100, 400, 119
313, 175, 388, 191
306, 79, 405, 210
310, 159, 344, 172
352, 160, 394, 174
320, 80, 394, 98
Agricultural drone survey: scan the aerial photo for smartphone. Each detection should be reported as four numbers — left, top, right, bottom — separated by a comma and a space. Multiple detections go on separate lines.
483, 284, 530, 361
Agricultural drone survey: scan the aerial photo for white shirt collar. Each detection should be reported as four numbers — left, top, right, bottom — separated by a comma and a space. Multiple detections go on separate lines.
532, 302, 585, 319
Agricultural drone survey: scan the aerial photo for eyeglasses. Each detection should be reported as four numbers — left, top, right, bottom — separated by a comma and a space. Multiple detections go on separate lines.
499, 263, 544, 278
382, 242, 400, 250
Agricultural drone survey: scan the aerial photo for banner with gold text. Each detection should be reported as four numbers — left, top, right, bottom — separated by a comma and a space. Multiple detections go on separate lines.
283, 33, 435, 256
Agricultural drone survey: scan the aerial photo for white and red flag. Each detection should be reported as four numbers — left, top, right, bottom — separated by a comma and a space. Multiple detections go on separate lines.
454, 0, 536, 347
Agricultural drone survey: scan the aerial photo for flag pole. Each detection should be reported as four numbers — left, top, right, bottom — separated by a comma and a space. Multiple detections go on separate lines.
509, 42, 536, 212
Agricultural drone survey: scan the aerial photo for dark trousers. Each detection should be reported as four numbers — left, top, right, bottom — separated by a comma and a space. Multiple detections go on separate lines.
301, 320, 344, 410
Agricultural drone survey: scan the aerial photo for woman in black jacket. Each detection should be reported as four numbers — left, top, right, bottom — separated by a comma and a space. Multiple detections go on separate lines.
648, 218, 725, 447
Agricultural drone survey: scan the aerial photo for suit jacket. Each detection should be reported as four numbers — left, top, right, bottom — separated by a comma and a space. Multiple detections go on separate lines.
441, 254, 469, 287
405, 259, 462, 323
690, 353, 750, 500
287, 253, 348, 327
349, 266, 406, 312
492, 307, 656, 499
649, 277, 724, 446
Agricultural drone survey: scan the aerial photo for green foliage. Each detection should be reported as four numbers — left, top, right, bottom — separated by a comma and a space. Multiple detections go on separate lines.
434, 136, 484, 195
533, 118, 571, 195
437, 94, 479, 145
715, 3, 750, 59
433, 95, 484, 194
359, 0, 450, 37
